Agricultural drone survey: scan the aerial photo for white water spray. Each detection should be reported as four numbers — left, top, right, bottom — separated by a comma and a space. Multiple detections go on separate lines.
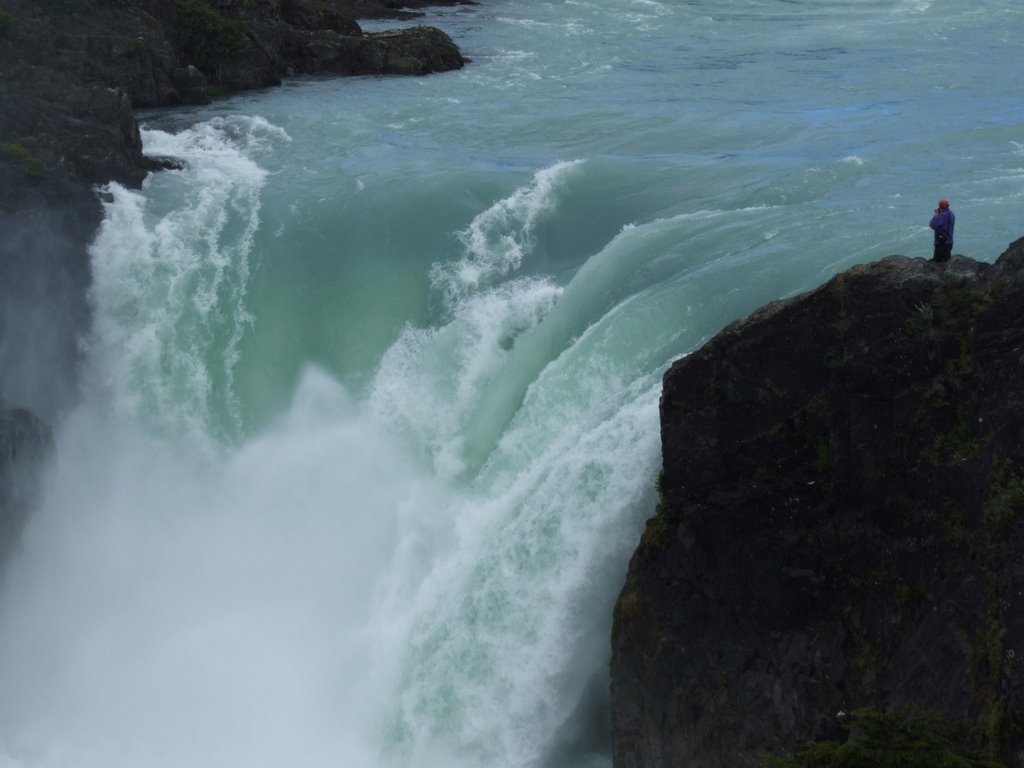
0, 111, 663, 768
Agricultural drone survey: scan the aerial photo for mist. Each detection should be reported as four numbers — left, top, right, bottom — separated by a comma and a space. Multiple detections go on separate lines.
0, 367, 450, 768
0, 199, 98, 423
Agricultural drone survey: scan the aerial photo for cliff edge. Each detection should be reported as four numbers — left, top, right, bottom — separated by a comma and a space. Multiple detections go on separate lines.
611, 240, 1024, 767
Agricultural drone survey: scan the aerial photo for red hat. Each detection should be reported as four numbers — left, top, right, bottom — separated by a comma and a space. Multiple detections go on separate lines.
938, 198, 950, 209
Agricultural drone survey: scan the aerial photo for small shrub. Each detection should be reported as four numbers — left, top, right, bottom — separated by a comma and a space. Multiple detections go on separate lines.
983, 470, 1024, 536
2, 143, 46, 181
905, 301, 936, 340
203, 84, 231, 100
124, 35, 145, 54
611, 583, 644, 647
814, 437, 831, 477
767, 708, 1005, 768
636, 470, 671, 554
0, 10, 15, 38
173, 0, 250, 73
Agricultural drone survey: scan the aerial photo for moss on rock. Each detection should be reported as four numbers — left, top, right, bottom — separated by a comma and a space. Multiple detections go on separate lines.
767, 708, 1005, 768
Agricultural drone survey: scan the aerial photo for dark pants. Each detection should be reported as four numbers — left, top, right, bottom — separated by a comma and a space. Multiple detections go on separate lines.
933, 242, 952, 262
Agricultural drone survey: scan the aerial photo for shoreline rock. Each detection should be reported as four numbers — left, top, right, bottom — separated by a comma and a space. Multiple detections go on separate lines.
0, 0, 469, 193
611, 240, 1024, 767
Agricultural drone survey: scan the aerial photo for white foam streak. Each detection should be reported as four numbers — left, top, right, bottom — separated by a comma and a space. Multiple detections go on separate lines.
430, 161, 583, 310
380, 377, 661, 768
369, 278, 563, 478
86, 118, 276, 447
364, 171, 682, 766
458, 212, 701, 471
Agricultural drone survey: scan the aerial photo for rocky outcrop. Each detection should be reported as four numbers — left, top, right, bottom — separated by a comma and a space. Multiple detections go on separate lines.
0, 0, 468, 189
247, 18, 465, 80
0, 406, 53, 567
611, 240, 1024, 767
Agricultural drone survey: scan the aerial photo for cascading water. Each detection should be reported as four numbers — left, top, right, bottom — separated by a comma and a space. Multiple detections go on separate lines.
2, 1, 1023, 767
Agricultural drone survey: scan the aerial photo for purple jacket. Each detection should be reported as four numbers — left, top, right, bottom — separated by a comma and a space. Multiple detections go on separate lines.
930, 209, 955, 245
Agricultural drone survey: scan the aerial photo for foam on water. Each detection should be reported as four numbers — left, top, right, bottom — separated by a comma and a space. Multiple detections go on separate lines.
86, 117, 287, 447
380, 381, 660, 768
369, 276, 563, 478
430, 161, 583, 311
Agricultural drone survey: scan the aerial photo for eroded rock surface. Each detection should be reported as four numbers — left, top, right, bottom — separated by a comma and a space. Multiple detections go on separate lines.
611, 240, 1024, 767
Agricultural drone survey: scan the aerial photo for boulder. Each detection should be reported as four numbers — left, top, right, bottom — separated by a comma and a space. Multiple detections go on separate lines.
367, 26, 465, 75
247, 19, 464, 77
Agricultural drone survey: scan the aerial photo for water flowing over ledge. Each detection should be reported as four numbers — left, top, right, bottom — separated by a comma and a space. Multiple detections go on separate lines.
3, 1, 1024, 767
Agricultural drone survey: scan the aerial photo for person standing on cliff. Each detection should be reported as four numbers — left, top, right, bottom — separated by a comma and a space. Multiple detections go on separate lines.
929, 198, 955, 262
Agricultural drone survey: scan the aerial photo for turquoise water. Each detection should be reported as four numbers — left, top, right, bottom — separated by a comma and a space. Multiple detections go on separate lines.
1, 1, 1022, 767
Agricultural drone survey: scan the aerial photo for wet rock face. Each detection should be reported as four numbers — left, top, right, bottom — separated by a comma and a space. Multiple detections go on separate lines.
611, 239, 1024, 768
0, 407, 53, 567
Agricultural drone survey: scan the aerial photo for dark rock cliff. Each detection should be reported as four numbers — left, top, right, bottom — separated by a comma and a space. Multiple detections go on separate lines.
611, 239, 1024, 767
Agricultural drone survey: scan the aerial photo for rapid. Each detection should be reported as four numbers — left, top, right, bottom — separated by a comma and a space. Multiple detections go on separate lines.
1, 1, 1022, 767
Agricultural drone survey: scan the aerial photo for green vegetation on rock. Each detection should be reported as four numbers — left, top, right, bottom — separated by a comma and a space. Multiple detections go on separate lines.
203, 84, 231, 100
983, 464, 1024, 537
767, 708, 1005, 768
2, 143, 45, 181
124, 35, 145, 54
173, 0, 250, 73
0, 10, 14, 39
